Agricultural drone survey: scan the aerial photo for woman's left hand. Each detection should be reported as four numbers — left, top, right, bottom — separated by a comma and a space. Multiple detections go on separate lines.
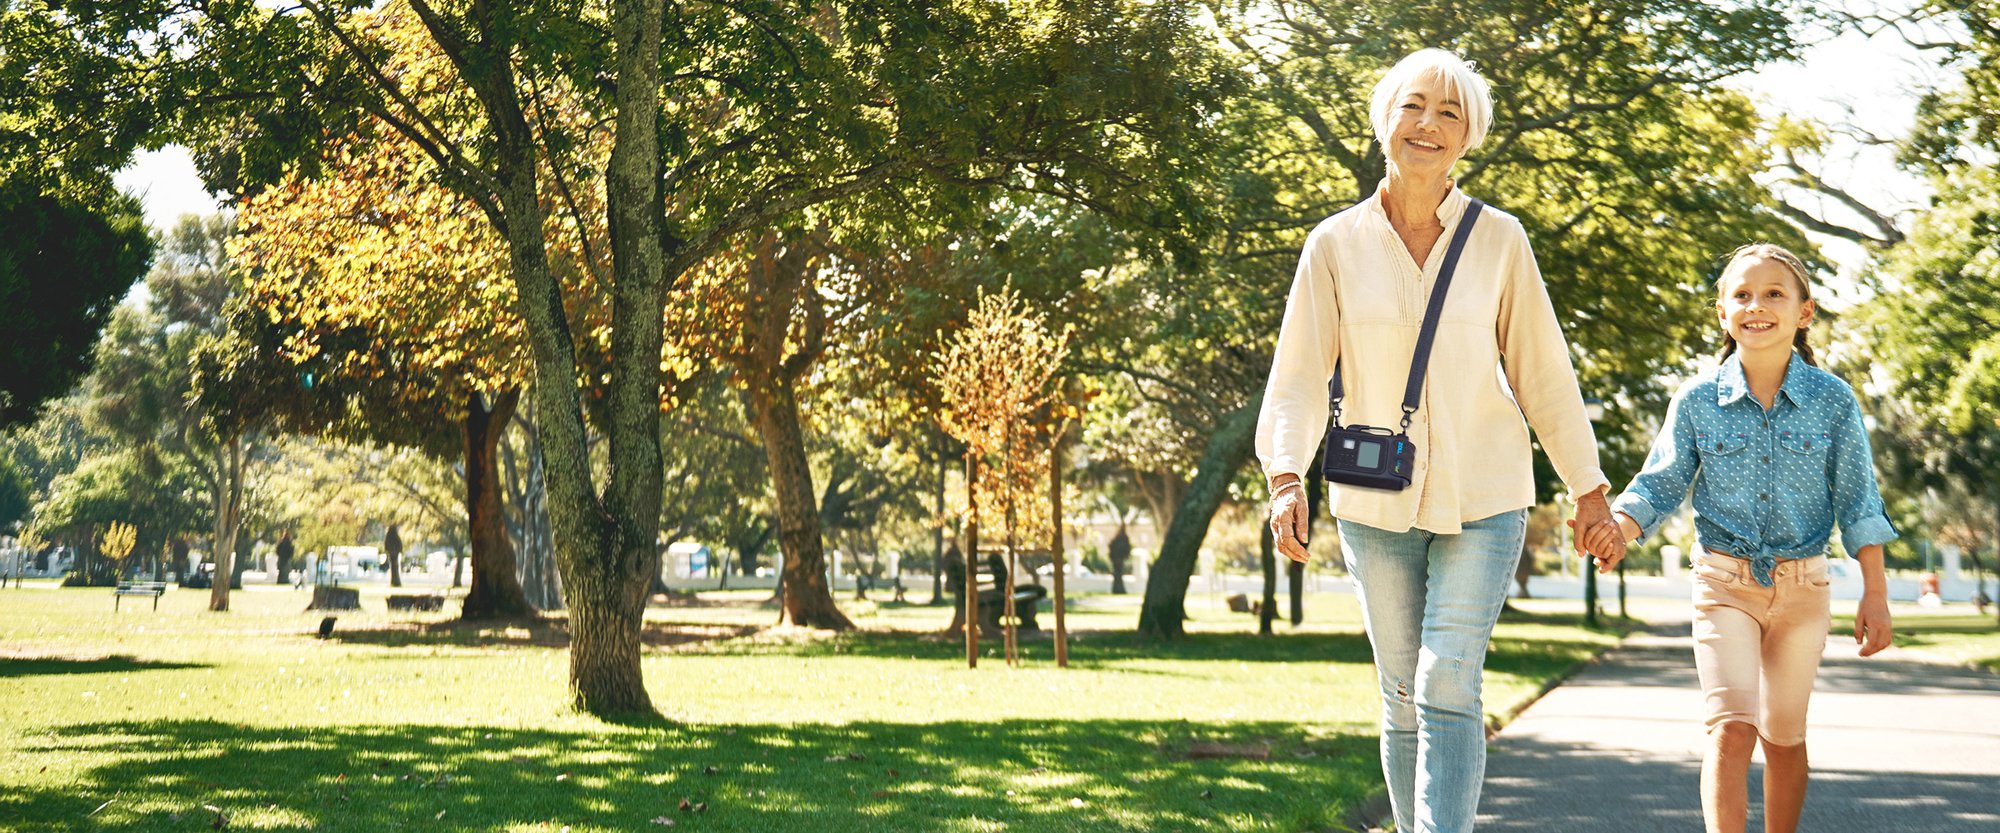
1854, 592, 1893, 657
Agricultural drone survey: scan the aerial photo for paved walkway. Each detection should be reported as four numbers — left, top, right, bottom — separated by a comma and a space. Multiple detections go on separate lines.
1476, 618, 2000, 832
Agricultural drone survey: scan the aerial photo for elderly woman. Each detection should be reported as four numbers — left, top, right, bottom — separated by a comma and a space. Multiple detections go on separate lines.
1256, 49, 1614, 833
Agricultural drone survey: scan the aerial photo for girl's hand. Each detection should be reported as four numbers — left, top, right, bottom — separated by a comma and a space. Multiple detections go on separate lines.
1268, 482, 1311, 564
1854, 592, 1893, 657
1564, 518, 1626, 573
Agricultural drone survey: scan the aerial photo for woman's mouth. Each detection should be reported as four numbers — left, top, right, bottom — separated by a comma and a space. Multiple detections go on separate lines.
1405, 138, 1442, 151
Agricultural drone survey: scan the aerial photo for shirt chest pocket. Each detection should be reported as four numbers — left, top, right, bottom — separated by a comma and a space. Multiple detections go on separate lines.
1695, 429, 1752, 458
1779, 429, 1832, 467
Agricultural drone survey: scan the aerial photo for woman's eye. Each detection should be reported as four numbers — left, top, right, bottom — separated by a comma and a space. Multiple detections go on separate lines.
1403, 103, 1421, 110
1443, 111, 1460, 120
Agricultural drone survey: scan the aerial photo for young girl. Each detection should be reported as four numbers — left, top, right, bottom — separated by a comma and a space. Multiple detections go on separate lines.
1578, 243, 1896, 833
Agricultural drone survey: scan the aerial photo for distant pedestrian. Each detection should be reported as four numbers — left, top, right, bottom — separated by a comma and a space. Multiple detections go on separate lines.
1588, 243, 1898, 833
275, 531, 296, 586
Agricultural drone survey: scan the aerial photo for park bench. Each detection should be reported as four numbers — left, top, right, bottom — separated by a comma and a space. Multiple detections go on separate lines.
113, 581, 167, 611
979, 580, 1047, 634
386, 594, 445, 612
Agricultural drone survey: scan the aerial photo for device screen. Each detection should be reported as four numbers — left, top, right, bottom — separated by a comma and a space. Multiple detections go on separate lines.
1355, 440, 1382, 469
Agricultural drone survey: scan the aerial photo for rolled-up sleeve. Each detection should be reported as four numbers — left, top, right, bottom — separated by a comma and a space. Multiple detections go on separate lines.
1827, 393, 1898, 556
1255, 228, 1340, 483
1494, 221, 1608, 501
1612, 385, 1700, 542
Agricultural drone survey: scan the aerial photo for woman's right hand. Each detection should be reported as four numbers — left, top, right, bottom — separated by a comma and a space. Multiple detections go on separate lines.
1269, 478, 1311, 563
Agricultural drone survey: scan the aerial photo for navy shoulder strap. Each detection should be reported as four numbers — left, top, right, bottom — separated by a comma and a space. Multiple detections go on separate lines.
1328, 198, 1486, 428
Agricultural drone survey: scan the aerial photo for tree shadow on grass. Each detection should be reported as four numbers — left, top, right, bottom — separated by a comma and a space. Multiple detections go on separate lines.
0, 655, 208, 678
679, 627, 1610, 680
1, 718, 1384, 833
325, 618, 759, 650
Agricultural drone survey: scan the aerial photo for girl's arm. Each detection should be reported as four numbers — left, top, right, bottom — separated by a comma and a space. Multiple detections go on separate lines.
1827, 392, 1899, 556
1852, 542, 1893, 656
1828, 392, 1897, 657
1608, 382, 1701, 543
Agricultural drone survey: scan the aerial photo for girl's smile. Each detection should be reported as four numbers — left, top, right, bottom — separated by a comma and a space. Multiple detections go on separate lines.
1716, 258, 1814, 355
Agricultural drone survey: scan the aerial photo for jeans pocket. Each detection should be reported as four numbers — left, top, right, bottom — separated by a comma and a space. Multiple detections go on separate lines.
1692, 558, 1737, 586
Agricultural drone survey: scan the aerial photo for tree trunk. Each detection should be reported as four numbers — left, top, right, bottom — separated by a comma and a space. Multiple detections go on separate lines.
1294, 469, 1323, 626
1051, 429, 1068, 667
747, 377, 852, 630
461, 390, 534, 619
515, 440, 564, 610
1259, 523, 1277, 636
171, 538, 190, 585
386, 527, 403, 588
965, 453, 980, 667
932, 436, 947, 605
562, 560, 653, 715
1137, 395, 1262, 639
208, 435, 244, 612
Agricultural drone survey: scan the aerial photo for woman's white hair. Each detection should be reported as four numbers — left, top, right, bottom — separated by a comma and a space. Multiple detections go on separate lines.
1369, 48, 1493, 157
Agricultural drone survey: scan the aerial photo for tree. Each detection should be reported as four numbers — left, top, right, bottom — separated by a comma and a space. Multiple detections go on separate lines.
100, 521, 137, 578
32, 449, 205, 586
1856, 164, 2000, 620
935, 288, 1072, 665
78, 0, 1232, 716
0, 183, 152, 428
86, 214, 274, 611
220, 123, 563, 619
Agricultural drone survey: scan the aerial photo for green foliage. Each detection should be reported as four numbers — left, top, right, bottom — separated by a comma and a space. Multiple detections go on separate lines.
1858, 165, 2000, 518
31, 448, 205, 559
0, 183, 152, 427
0, 452, 29, 531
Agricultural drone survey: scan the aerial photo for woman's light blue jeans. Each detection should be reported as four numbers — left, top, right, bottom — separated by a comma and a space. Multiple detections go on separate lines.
1339, 509, 1527, 833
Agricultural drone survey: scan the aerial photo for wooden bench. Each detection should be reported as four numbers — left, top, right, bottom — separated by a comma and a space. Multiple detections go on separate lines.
113, 581, 167, 611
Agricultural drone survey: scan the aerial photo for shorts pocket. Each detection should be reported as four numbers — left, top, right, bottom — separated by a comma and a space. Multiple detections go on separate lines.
1692, 556, 1740, 586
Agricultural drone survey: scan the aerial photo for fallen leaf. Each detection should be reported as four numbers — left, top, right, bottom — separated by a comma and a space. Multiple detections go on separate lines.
871, 790, 893, 798
556, 773, 571, 782
885, 768, 899, 778
677, 798, 692, 812
694, 802, 708, 813
650, 817, 676, 826
1200, 790, 1213, 800
702, 766, 719, 775
1069, 798, 1085, 808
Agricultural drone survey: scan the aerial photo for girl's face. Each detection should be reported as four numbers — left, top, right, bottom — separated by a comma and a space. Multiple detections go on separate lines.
1716, 257, 1815, 356
1385, 71, 1469, 178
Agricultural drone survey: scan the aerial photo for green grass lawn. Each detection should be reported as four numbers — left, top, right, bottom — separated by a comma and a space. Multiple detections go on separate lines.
0, 582, 1624, 832
1830, 605, 2000, 672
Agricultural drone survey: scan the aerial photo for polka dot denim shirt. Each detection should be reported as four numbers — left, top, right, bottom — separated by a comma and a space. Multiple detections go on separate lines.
1610, 352, 1899, 587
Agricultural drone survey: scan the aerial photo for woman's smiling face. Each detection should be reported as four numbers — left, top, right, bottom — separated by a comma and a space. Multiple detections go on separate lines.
1385, 70, 1469, 177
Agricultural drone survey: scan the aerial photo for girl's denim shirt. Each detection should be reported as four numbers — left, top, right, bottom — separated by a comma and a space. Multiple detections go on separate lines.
1611, 352, 1898, 587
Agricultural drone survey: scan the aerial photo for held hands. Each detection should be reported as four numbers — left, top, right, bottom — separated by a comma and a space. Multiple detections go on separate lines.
1565, 489, 1626, 574
1268, 477, 1311, 564
1854, 591, 1894, 657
